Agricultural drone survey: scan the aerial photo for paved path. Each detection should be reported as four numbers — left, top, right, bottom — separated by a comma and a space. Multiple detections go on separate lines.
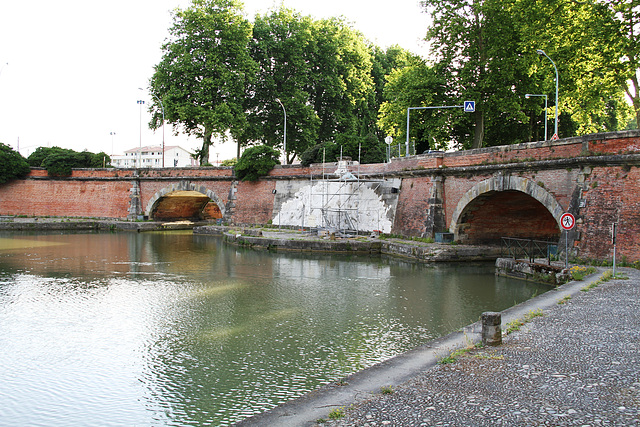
238, 268, 639, 426
329, 268, 640, 426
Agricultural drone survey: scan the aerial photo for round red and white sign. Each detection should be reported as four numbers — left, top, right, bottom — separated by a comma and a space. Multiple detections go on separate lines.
560, 213, 575, 231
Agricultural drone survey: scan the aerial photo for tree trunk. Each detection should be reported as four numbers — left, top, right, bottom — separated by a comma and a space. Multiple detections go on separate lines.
200, 127, 212, 165
472, 110, 485, 149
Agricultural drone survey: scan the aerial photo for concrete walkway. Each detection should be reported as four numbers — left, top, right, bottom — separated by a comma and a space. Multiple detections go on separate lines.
237, 268, 640, 426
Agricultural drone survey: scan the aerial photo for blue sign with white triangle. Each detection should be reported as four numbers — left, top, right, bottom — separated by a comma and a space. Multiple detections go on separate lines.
464, 101, 475, 113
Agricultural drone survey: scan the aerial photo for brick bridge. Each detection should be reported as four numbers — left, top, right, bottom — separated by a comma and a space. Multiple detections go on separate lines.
0, 130, 638, 262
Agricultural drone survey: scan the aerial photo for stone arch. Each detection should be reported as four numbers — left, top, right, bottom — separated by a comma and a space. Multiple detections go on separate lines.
449, 174, 565, 241
144, 181, 226, 220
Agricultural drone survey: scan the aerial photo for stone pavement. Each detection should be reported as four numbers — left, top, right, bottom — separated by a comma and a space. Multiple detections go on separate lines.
328, 268, 640, 426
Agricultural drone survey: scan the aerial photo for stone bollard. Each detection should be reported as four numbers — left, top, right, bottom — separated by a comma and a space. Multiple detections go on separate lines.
481, 311, 502, 347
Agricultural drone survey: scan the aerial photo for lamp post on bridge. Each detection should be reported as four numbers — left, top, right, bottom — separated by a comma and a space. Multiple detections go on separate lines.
139, 88, 165, 168
536, 49, 559, 140
525, 94, 548, 141
276, 98, 287, 164
136, 99, 145, 168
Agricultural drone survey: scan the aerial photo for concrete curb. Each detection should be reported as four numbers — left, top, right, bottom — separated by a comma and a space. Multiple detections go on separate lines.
236, 270, 605, 426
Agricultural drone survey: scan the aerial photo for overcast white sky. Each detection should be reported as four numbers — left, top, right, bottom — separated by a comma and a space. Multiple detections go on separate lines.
0, 0, 430, 162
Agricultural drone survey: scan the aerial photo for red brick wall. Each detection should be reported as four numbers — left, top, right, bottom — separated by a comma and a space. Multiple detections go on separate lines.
232, 180, 276, 225
0, 179, 131, 218
392, 177, 436, 237
579, 165, 640, 262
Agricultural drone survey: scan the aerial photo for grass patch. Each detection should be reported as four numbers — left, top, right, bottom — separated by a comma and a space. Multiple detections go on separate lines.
437, 345, 476, 365
558, 295, 572, 305
579, 269, 626, 291
505, 309, 544, 335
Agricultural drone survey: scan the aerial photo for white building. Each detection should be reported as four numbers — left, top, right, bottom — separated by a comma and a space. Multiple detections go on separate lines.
111, 145, 199, 168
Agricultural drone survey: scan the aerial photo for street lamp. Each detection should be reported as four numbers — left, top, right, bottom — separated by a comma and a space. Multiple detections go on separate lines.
536, 49, 559, 139
525, 94, 548, 141
276, 98, 287, 164
136, 99, 145, 168
139, 88, 165, 168
110, 131, 116, 156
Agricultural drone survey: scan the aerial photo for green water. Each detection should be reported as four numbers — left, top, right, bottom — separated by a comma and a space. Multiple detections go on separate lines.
0, 231, 549, 426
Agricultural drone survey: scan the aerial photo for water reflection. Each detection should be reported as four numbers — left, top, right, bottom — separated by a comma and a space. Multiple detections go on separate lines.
0, 231, 549, 426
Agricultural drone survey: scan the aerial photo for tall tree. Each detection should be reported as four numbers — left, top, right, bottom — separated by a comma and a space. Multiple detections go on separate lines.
240, 10, 377, 163
308, 17, 375, 144
241, 8, 320, 164
377, 56, 450, 152
511, 0, 637, 133
423, 0, 535, 148
149, 0, 257, 165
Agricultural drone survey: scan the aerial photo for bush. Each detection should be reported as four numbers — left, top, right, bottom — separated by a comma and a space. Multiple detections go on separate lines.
28, 146, 112, 176
220, 158, 237, 166
41, 151, 78, 176
235, 145, 280, 181
0, 143, 30, 183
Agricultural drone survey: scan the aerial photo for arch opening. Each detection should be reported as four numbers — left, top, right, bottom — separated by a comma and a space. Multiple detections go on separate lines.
150, 190, 222, 222
456, 190, 560, 244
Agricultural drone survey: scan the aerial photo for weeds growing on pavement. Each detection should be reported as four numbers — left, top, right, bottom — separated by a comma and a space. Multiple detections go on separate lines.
505, 309, 544, 335
381, 385, 394, 394
581, 269, 614, 292
328, 407, 345, 419
558, 295, 572, 304
570, 265, 596, 281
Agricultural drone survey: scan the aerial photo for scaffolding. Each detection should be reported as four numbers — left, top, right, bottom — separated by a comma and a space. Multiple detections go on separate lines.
308, 148, 383, 237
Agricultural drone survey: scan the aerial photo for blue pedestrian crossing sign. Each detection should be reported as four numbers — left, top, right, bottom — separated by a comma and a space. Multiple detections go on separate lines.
464, 101, 475, 113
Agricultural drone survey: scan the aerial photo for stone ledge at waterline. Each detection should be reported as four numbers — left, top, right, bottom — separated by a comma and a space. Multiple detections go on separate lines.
496, 257, 567, 285
193, 226, 503, 262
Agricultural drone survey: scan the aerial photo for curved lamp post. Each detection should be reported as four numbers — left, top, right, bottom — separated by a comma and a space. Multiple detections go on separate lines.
536, 49, 559, 139
139, 88, 165, 168
525, 94, 548, 141
136, 99, 145, 168
276, 98, 287, 164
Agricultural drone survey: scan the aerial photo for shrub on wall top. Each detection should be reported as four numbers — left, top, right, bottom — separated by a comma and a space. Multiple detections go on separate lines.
0, 143, 30, 183
28, 146, 112, 176
235, 145, 280, 181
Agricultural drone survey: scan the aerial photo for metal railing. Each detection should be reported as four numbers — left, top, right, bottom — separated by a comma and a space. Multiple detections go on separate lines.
501, 237, 558, 265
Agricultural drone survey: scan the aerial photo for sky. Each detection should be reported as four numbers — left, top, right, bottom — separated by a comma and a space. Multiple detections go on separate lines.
0, 0, 431, 163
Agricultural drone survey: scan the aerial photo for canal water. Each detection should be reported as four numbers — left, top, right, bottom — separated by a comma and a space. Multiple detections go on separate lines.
0, 231, 549, 426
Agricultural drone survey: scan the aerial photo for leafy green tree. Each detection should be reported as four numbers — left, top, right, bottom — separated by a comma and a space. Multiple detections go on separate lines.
241, 10, 377, 163
235, 145, 281, 181
41, 150, 78, 177
0, 143, 30, 184
242, 8, 320, 164
377, 56, 450, 152
27, 147, 63, 167
510, 0, 636, 134
423, 0, 535, 148
220, 158, 237, 166
309, 17, 376, 145
149, 0, 258, 165
300, 133, 385, 166
89, 152, 111, 168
